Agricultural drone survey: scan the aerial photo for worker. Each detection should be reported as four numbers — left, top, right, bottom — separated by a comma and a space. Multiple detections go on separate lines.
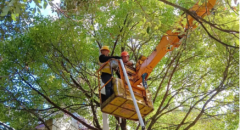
121, 51, 134, 67
116, 51, 135, 78
99, 46, 121, 102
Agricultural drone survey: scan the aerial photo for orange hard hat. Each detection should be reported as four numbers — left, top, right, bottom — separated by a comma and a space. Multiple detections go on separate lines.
121, 51, 129, 56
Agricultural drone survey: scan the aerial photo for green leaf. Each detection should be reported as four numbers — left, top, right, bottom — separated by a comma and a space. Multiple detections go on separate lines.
11, 14, 17, 21
34, 0, 42, 8
8, 0, 15, 6
15, 6, 20, 14
37, 8, 41, 14
1, 6, 10, 16
43, 0, 48, 9
147, 26, 150, 34
32, 8, 36, 14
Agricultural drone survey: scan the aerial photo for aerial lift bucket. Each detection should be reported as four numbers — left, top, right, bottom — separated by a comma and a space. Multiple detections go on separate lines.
97, 59, 154, 130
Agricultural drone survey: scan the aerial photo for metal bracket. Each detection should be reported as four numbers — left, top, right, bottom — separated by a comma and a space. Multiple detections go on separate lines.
141, 73, 148, 89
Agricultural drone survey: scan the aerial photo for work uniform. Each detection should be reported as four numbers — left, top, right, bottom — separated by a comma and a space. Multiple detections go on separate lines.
116, 60, 135, 78
99, 55, 121, 102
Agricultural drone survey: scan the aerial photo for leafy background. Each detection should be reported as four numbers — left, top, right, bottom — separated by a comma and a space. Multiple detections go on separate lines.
0, 0, 239, 129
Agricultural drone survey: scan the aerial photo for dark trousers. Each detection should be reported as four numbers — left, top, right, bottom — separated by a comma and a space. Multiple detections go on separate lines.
101, 73, 113, 102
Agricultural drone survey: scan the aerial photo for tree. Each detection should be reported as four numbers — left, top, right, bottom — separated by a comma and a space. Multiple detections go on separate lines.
0, 0, 48, 40
0, 0, 239, 129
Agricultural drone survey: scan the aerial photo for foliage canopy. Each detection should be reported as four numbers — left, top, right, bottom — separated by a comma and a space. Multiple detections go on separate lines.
0, 0, 239, 129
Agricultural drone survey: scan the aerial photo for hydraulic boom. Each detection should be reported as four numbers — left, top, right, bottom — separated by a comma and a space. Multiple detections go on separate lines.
134, 0, 217, 87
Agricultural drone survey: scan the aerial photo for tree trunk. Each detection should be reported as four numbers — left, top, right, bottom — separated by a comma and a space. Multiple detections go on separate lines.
115, 117, 127, 130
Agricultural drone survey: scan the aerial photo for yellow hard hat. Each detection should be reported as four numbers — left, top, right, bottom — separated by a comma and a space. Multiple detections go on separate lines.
100, 46, 110, 52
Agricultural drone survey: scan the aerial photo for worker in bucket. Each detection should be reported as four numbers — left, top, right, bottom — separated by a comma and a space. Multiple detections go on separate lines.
99, 46, 121, 102
121, 51, 135, 67
116, 51, 135, 78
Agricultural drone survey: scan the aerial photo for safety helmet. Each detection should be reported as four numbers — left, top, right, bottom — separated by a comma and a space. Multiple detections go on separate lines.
121, 51, 129, 56
100, 46, 110, 52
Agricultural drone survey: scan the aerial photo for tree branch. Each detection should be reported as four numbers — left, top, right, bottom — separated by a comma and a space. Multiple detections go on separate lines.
17, 71, 100, 130
158, 0, 239, 49
111, 14, 129, 56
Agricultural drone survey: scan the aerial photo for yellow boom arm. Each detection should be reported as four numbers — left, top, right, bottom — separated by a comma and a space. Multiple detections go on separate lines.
134, 0, 216, 86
